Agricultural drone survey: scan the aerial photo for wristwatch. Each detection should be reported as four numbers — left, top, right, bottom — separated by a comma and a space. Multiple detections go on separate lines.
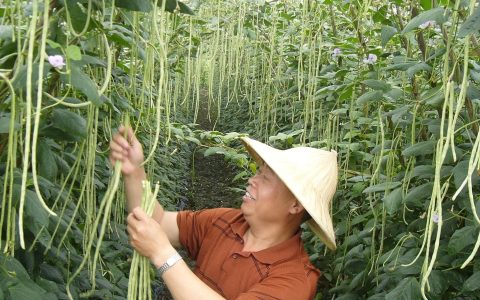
157, 252, 183, 277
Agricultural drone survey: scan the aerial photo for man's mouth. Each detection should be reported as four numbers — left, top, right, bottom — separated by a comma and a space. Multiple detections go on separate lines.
245, 190, 256, 201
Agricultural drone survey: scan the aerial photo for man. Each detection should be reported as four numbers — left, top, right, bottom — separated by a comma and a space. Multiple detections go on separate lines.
109, 126, 338, 299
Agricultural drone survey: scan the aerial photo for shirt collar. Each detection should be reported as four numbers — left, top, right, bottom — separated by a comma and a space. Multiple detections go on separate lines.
230, 217, 303, 265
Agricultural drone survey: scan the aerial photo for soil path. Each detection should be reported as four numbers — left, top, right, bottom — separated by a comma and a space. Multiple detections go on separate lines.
187, 95, 240, 210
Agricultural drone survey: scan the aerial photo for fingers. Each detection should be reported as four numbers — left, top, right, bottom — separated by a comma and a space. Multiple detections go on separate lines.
118, 125, 138, 145
132, 207, 148, 220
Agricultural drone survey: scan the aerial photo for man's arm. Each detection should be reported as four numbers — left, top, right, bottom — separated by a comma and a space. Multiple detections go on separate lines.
110, 126, 180, 247
127, 208, 225, 300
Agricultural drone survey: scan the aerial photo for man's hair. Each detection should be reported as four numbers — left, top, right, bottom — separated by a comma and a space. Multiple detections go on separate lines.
301, 210, 312, 223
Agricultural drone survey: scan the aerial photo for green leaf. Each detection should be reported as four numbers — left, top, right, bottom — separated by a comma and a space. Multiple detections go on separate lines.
404, 182, 434, 207
463, 271, 480, 292
453, 160, 480, 194
421, 86, 444, 106
402, 8, 446, 34
412, 165, 435, 179
8, 279, 50, 300
363, 181, 402, 194
458, 7, 480, 38
356, 90, 383, 105
420, 0, 432, 10
204, 147, 226, 157
385, 277, 422, 300
383, 187, 403, 215
381, 25, 398, 47
12, 63, 50, 91
51, 109, 87, 140
0, 254, 31, 281
0, 25, 13, 41
0, 113, 20, 133
406, 62, 432, 78
46, 39, 61, 49
428, 270, 447, 296
37, 139, 58, 180
115, 0, 152, 12
61, 65, 100, 105
175, 1, 195, 15
471, 70, 480, 83
402, 140, 436, 157
383, 62, 417, 71
448, 226, 478, 254
66, 45, 82, 60
362, 79, 391, 92
24, 189, 49, 227
64, 0, 92, 33
184, 136, 200, 145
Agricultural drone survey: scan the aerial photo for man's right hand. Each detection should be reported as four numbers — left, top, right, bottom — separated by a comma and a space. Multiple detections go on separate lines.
109, 126, 144, 176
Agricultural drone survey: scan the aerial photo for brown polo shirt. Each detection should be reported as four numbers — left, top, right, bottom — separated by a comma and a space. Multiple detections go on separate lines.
177, 208, 320, 300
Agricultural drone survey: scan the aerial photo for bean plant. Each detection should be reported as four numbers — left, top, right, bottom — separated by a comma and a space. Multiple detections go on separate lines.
1, 0, 479, 299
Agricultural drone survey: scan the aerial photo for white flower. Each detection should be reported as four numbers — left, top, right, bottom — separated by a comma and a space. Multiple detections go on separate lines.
332, 48, 341, 58
48, 55, 65, 69
432, 213, 439, 223
419, 20, 436, 29
363, 53, 377, 65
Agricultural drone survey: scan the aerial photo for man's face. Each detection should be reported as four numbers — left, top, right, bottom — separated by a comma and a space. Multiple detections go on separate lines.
241, 164, 296, 222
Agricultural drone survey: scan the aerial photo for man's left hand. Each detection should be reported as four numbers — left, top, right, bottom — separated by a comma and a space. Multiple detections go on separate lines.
126, 207, 176, 268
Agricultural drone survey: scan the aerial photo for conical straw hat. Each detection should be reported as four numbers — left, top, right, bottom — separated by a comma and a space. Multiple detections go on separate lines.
241, 137, 338, 250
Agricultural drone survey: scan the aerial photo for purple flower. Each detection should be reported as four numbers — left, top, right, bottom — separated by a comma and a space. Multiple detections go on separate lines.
48, 55, 65, 69
363, 53, 377, 65
332, 48, 341, 58
432, 213, 439, 223
419, 20, 436, 29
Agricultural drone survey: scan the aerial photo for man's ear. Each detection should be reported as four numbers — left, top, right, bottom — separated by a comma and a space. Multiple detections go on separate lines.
289, 200, 305, 215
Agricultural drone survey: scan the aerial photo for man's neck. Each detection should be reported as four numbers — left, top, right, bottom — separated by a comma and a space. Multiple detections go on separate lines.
242, 222, 298, 252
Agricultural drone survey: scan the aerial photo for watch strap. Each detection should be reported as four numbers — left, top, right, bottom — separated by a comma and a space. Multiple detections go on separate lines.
157, 252, 182, 277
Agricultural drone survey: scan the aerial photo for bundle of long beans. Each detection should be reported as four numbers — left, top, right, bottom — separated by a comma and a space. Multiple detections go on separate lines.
127, 180, 160, 300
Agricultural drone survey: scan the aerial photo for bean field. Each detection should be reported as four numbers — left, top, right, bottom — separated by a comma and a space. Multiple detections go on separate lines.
1, 0, 480, 299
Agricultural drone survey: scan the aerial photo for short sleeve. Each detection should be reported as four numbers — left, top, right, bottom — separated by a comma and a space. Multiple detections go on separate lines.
177, 208, 231, 260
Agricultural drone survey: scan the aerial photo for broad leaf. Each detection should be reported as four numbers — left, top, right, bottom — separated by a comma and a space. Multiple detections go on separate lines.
64, 0, 93, 33
8, 279, 50, 300
463, 271, 480, 291
448, 226, 478, 254
383, 187, 403, 215
204, 147, 226, 157
406, 62, 432, 78
115, 0, 152, 12
363, 181, 402, 194
51, 109, 87, 140
356, 90, 383, 105
12, 63, 50, 91
458, 7, 480, 38
453, 160, 480, 194
61, 65, 100, 105
402, 140, 436, 157
0, 113, 20, 133
381, 25, 397, 47
0, 24, 13, 40
362, 79, 391, 92
66, 45, 82, 60
37, 139, 58, 180
402, 8, 446, 34
24, 189, 49, 227
385, 277, 422, 300
404, 182, 434, 208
